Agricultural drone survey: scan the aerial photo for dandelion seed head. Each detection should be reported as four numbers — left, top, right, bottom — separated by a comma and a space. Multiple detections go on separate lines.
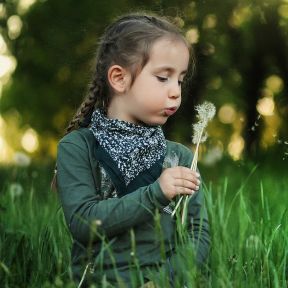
13, 151, 31, 167
192, 122, 204, 144
9, 183, 23, 198
195, 101, 216, 124
192, 101, 216, 144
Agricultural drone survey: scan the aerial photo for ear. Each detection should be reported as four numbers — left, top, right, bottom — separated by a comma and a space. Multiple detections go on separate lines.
107, 65, 131, 93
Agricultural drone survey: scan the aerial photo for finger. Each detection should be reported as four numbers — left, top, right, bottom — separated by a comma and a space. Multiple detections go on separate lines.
175, 186, 195, 195
174, 179, 200, 191
172, 167, 200, 180
173, 172, 201, 187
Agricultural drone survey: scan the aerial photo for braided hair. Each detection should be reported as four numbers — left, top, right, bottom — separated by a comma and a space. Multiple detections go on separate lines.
51, 12, 194, 191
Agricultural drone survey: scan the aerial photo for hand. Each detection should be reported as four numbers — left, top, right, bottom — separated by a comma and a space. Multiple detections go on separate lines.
158, 166, 200, 201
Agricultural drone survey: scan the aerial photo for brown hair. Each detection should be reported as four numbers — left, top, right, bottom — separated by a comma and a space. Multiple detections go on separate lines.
51, 12, 195, 191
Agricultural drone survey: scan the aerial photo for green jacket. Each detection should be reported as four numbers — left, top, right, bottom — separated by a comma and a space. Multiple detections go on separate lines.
57, 128, 210, 286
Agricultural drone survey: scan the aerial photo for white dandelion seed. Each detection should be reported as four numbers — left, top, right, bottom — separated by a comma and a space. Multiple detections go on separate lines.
13, 151, 31, 167
195, 101, 216, 124
192, 101, 216, 145
9, 182, 23, 199
172, 101, 216, 221
192, 122, 207, 144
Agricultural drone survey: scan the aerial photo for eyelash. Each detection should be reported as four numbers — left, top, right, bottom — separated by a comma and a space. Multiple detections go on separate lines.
156, 76, 183, 86
156, 76, 168, 82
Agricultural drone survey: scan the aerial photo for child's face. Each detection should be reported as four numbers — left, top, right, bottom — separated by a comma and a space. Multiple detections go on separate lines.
118, 37, 189, 126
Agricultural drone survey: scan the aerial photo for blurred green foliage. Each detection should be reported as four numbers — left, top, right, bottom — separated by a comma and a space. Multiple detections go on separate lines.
0, 0, 288, 159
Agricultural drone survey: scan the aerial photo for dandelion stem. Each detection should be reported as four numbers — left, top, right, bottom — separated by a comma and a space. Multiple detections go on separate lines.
171, 196, 183, 217
181, 128, 203, 224
172, 101, 215, 224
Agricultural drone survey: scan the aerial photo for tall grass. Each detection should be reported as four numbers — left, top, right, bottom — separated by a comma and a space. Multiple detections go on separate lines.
0, 162, 287, 287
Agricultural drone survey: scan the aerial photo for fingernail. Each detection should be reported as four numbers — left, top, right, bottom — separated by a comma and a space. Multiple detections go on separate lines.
196, 172, 200, 178
197, 179, 201, 185
195, 185, 199, 190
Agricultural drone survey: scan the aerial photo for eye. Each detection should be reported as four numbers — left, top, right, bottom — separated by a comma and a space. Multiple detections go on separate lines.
156, 76, 168, 82
178, 80, 183, 86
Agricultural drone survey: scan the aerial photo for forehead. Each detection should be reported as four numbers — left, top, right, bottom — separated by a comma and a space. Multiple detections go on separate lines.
146, 37, 190, 72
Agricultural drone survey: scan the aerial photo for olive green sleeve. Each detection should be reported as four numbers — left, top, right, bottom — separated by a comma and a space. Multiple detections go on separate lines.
57, 140, 170, 245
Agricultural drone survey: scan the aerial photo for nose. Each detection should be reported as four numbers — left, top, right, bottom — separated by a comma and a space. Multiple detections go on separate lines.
168, 81, 181, 99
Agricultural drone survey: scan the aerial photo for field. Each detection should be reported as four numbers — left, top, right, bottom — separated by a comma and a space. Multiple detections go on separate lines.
0, 159, 287, 287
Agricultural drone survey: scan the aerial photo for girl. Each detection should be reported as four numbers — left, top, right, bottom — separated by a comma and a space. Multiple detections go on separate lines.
55, 13, 210, 287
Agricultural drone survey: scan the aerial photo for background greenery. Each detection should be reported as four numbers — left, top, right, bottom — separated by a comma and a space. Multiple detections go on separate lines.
1, 0, 288, 161
0, 0, 287, 287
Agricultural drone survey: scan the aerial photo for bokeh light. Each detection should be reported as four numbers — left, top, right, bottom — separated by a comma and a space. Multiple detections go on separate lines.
0, 55, 17, 78
0, 4, 6, 19
7, 15, 23, 40
21, 128, 39, 153
203, 14, 217, 29
229, 5, 252, 28
185, 28, 199, 44
278, 4, 288, 19
0, 34, 8, 54
218, 104, 237, 124
265, 75, 283, 94
228, 134, 245, 160
256, 97, 275, 116
17, 0, 37, 15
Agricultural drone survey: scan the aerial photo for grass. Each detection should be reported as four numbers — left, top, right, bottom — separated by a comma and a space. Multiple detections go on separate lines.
0, 160, 287, 287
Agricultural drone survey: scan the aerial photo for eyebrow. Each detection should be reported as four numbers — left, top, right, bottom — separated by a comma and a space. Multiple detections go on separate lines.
154, 66, 187, 75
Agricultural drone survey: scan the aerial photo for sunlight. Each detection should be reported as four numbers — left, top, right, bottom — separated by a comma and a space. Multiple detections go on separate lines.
0, 115, 4, 128
0, 34, 8, 54
278, 4, 288, 19
265, 75, 283, 94
261, 114, 281, 149
0, 4, 6, 19
218, 104, 236, 124
203, 14, 217, 29
0, 55, 17, 78
229, 5, 252, 28
7, 15, 23, 40
17, 0, 37, 14
256, 97, 275, 116
228, 134, 244, 160
0, 136, 4, 151
0, 136, 13, 163
21, 128, 39, 153
185, 28, 199, 44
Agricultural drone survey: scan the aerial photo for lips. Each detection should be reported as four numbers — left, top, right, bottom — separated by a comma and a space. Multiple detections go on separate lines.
164, 107, 177, 116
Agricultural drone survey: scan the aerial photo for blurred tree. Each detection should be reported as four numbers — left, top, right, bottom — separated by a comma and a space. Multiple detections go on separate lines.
1, 0, 287, 160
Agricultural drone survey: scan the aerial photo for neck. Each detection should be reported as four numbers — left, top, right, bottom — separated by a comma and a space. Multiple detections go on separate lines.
107, 96, 136, 124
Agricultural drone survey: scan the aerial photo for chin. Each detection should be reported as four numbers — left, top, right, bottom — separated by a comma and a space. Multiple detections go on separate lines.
146, 118, 168, 126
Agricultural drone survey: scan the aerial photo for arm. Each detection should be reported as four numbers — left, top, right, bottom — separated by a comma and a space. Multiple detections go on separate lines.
57, 140, 170, 245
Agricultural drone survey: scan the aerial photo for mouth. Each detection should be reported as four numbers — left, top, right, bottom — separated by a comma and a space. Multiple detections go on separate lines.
164, 107, 178, 116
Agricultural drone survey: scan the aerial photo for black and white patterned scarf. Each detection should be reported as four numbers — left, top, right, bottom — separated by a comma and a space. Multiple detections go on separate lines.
89, 109, 166, 185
